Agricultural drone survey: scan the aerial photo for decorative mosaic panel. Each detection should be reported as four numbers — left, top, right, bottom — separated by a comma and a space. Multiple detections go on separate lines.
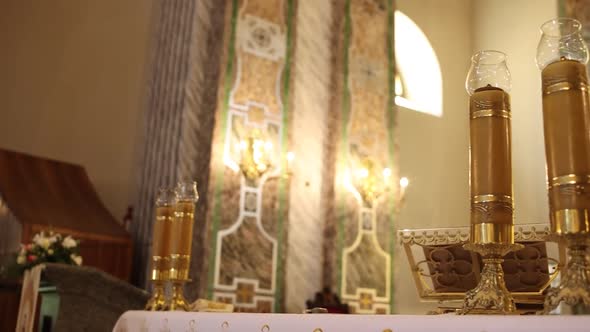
328, 0, 397, 314
204, 0, 295, 313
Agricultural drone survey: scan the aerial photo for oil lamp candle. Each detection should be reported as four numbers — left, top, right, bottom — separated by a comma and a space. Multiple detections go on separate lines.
467, 50, 514, 245
536, 17, 590, 313
168, 180, 199, 311
460, 50, 522, 314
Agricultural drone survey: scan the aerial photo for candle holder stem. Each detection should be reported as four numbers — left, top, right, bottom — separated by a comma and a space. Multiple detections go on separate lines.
544, 234, 590, 313
459, 242, 523, 315
145, 280, 167, 311
169, 279, 190, 311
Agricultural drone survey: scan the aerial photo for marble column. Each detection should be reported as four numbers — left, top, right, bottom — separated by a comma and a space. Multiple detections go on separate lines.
284, 0, 334, 313
132, 0, 227, 295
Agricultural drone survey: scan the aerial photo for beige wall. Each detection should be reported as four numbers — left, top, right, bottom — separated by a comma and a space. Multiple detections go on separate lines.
395, 0, 472, 314
0, 0, 154, 219
394, 0, 556, 314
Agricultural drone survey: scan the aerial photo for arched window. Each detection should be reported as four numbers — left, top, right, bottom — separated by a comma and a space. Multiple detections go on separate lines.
395, 11, 442, 117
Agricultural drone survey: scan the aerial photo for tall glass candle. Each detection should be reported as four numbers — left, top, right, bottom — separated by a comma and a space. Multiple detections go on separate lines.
537, 18, 590, 235
151, 189, 174, 281
466, 50, 514, 244
169, 181, 199, 281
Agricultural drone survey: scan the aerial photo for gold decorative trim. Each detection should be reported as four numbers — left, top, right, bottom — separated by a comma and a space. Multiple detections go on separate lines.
472, 194, 512, 204
398, 224, 551, 245
543, 234, 590, 313
552, 209, 590, 235
549, 174, 590, 188
470, 109, 510, 119
471, 223, 514, 244
514, 225, 551, 241
471, 195, 513, 224
543, 81, 588, 95
459, 243, 523, 315
398, 228, 470, 246
169, 254, 190, 280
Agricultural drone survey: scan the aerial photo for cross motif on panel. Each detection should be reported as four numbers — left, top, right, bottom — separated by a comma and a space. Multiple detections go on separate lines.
359, 292, 374, 310
236, 282, 255, 304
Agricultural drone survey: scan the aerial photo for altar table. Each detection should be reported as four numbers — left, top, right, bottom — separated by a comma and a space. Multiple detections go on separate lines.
113, 311, 590, 332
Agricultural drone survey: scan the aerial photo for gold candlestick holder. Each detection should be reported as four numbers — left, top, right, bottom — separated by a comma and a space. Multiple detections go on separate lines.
459, 242, 523, 314
145, 255, 169, 310
535, 17, 590, 314
145, 278, 167, 311
168, 253, 191, 311
543, 234, 590, 313
169, 279, 191, 311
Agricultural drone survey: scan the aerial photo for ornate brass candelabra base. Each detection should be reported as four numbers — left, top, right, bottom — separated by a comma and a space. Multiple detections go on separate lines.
544, 234, 590, 314
168, 280, 190, 311
458, 242, 523, 315
145, 281, 167, 311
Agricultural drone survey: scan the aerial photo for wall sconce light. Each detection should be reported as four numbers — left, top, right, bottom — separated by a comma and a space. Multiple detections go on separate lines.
285, 151, 295, 178
399, 176, 409, 208
351, 158, 392, 207
399, 176, 409, 198
238, 130, 273, 181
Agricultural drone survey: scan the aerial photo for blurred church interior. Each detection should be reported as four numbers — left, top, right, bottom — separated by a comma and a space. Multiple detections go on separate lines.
0, 0, 586, 330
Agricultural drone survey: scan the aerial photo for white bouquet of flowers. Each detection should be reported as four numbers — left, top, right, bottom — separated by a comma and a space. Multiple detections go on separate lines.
16, 231, 83, 272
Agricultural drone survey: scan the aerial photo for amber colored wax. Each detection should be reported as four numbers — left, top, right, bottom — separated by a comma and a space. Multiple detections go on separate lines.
153, 205, 174, 257
470, 86, 513, 225
542, 60, 590, 213
172, 200, 195, 256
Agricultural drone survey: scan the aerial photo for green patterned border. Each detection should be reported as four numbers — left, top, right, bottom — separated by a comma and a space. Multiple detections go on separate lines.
558, 0, 566, 17
275, 0, 295, 312
207, 0, 239, 299
336, 0, 353, 296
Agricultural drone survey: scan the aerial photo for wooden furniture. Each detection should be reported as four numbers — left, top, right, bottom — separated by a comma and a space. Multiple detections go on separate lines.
0, 279, 21, 331
0, 148, 132, 281
398, 224, 564, 313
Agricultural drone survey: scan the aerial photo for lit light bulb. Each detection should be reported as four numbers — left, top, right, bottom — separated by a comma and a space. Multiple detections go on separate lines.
357, 168, 369, 179
400, 177, 409, 188
383, 168, 392, 178
264, 141, 273, 151
287, 151, 295, 162
239, 140, 247, 150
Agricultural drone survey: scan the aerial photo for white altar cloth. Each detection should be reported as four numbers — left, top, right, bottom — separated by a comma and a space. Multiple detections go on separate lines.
113, 311, 590, 332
